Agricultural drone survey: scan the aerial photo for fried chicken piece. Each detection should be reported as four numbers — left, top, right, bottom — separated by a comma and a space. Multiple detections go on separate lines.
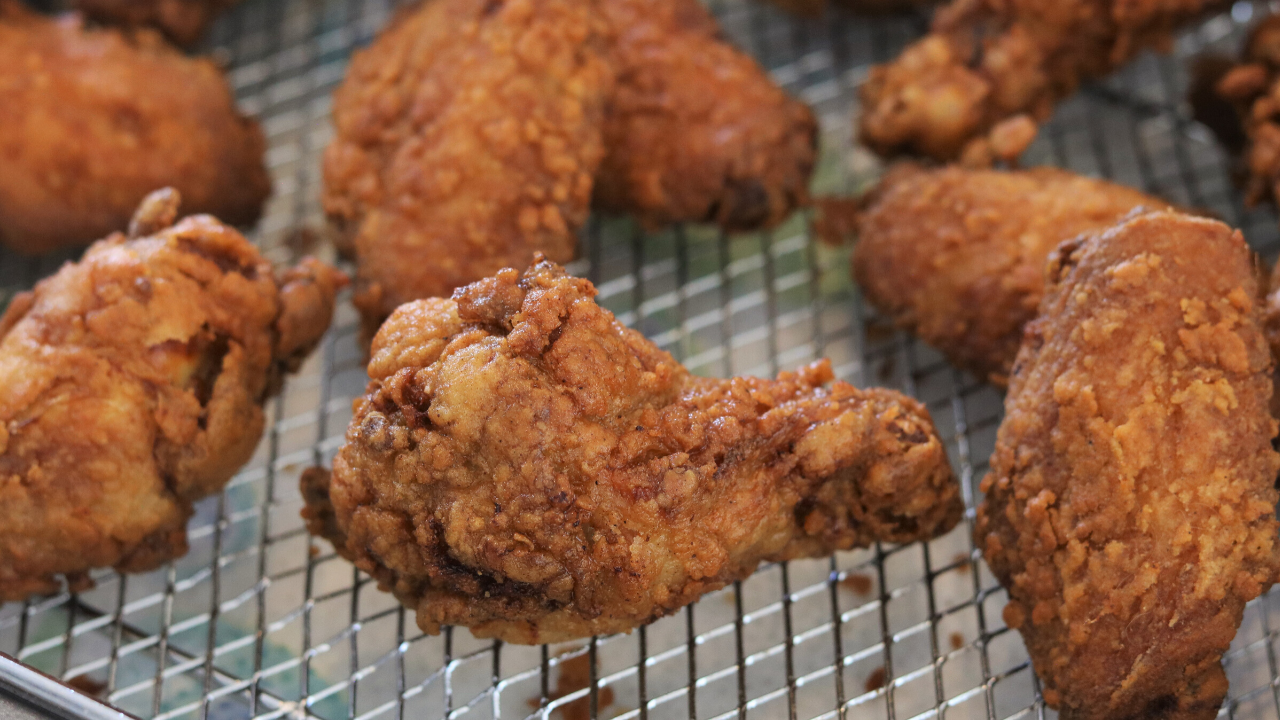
1209, 15, 1280, 210
321, 0, 613, 343
594, 0, 817, 231
853, 165, 1167, 384
301, 258, 961, 644
73, 0, 244, 47
0, 1, 269, 255
975, 211, 1280, 719
0, 189, 345, 601
858, 0, 1230, 163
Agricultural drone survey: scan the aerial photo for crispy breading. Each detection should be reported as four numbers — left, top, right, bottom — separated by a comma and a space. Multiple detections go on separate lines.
976, 212, 1280, 719
853, 165, 1166, 384
595, 0, 816, 230
858, 0, 1229, 163
1208, 15, 1280, 212
73, 0, 243, 47
301, 258, 961, 644
0, 1, 269, 255
0, 189, 345, 601
321, 0, 612, 343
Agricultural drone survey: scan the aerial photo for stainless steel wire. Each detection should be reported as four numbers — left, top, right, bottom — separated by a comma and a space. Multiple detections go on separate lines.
3, 0, 1280, 718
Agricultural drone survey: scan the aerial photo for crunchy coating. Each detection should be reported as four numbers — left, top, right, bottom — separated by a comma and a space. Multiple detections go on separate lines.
302, 259, 961, 644
73, 0, 244, 47
853, 165, 1167, 384
976, 212, 1280, 719
0, 1, 269, 255
595, 0, 817, 231
1211, 15, 1280, 211
858, 0, 1229, 163
321, 0, 612, 342
0, 189, 345, 601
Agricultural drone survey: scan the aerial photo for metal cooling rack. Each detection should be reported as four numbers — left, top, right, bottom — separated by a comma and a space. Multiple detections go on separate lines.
5, 0, 1280, 718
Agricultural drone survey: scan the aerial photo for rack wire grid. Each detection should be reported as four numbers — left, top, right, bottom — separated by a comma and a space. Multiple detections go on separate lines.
4, 0, 1280, 718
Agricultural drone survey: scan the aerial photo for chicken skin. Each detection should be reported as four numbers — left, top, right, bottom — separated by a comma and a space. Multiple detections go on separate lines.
0, 189, 345, 602
853, 165, 1167, 384
321, 0, 613, 342
975, 212, 1280, 719
301, 258, 961, 644
0, 1, 269, 255
73, 0, 244, 47
859, 0, 1230, 163
595, 0, 817, 231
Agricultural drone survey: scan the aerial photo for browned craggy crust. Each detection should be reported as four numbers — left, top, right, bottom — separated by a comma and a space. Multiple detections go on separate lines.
0, 1, 269, 255
853, 165, 1168, 385
321, 0, 613, 344
302, 258, 962, 645
1211, 15, 1280, 214
595, 0, 816, 231
74, 0, 244, 47
976, 212, 1280, 720
0, 190, 345, 602
858, 0, 1230, 163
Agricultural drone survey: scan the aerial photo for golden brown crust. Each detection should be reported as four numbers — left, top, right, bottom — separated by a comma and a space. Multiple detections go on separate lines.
975, 212, 1280, 719
303, 259, 962, 644
1210, 15, 1280, 211
73, 0, 243, 47
595, 0, 816, 231
321, 0, 613, 342
858, 0, 1229, 162
0, 190, 343, 602
0, 3, 269, 255
853, 165, 1167, 384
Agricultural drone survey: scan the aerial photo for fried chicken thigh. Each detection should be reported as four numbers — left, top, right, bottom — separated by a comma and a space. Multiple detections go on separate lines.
859, 0, 1229, 163
976, 212, 1280, 719
0, 1, 269, 255
595, 0, 816, 231
74, 0, 244, 47
322, 0, 613, 342
0, 189, 345, 601
301, 259, 961, 644
853, 165, 1166, 384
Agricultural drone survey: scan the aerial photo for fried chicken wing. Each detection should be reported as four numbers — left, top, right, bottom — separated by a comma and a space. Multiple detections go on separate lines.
852, 165, 1167, 384
321, 0, 612, 342
595, 0, 817, 231
975, 212, 1280, 719
301, 258, 961, 644
765, 0, 936, 17
1207, 15, 1280, 211
858, 0, 1229, 163
0, 189, 345, 601
73, 0, 244, 47
0, 1, 269, 255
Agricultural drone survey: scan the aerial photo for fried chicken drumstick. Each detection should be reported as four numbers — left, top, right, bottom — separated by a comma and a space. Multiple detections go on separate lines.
322, 0, 613, 342
853, 165, 1167, 384
976, 212, 1280, 719
324, 0, 817, 340
0, 0, 269, 255
859, 0, 1230, 163
301, 258, 961, 644
74, 0, 245, 47
0, 189, 346, 601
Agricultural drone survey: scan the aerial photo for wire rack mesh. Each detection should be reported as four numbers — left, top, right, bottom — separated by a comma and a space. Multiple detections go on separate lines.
4, 0, 1280, 718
